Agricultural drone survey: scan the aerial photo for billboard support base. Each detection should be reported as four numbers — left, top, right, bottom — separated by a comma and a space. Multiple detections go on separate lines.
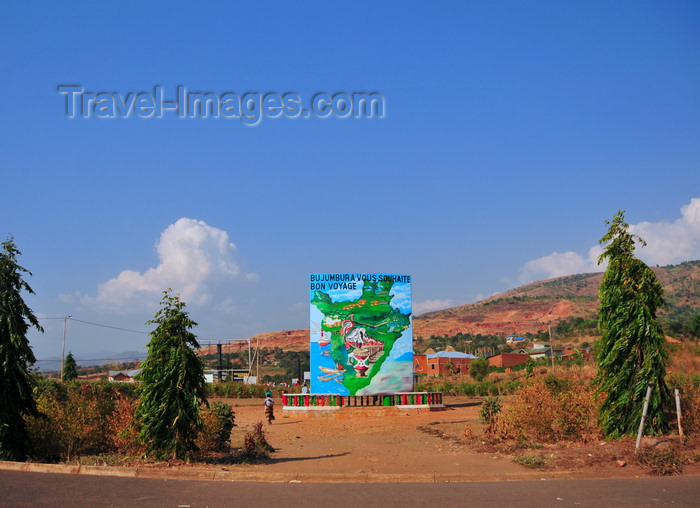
282, 392, 444, 411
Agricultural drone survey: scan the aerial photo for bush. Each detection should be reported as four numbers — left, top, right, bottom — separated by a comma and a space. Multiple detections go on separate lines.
413, 381, 430, 393
208, 382, 268, 399
415, 378, 522, 397
197, 402, 235, 452
513, 453, 546, 469
455, 382, 474, 396
637, 447, 684, 475
470, 357, 490, 382
667, 373, 700, 436
26, 381, 123, 461
240, 421, 274, 460
108, 395, 141, 456
479, 396, 502, 425
482, 381, 499, 396
440, 381, 456, 396
493, 374, 600, 444
499, 378, 523, 395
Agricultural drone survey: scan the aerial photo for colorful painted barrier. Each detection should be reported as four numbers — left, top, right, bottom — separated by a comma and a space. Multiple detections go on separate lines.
282, 392, 443, 409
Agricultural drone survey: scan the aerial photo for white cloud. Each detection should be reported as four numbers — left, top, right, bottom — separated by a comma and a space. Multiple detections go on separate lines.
631, 197, 700, 265
82, 218, 257, 311
518, 246, 603, 284
413, 298, 454, 314
518, 197, 700, 283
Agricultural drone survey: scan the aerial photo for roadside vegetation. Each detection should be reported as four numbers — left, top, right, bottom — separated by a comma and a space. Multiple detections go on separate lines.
1, 226, 698, 475
23, 378, 245, 464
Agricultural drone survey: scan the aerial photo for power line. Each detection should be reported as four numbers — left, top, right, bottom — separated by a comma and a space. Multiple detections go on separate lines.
68, 317, 149, 334
39, 317, 243, 342
38, 316, 149, 335
34, 317, 247, 363
34, 355, 145, 364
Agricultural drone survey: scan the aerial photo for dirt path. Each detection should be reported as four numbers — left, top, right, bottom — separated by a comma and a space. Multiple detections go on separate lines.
221, 396, 687, 479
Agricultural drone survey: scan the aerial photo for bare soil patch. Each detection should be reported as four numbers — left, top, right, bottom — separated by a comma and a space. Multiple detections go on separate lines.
219, 396, 699, 479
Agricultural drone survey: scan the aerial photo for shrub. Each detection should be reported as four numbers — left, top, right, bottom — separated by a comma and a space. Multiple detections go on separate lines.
108, 395, 141, 456
197, 402, 235, 452
493, 374, 600, 444
499, 378, 523, 395
415, 378, 523, 397
414, 381, 430, 393
25, 380, 142, 462
526, 358, 534, 378
479, 396, 502, 425
637, 447, 684, 475
208, 382, 268, 399
667, 373, 700, 436
112, 382, 139, 400
240, 421, 274, 460
26, 382, 120, 461
513, 453, 546, 469
470, 357, 490, 382
32, 377, 67, 400
455, 382, 474, 396
484, 381, 499, 396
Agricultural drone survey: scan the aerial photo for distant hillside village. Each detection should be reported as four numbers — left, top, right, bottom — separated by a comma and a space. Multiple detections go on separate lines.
85, 334, 593, 384
414, 335, 593, 378
49, 261, 698, 383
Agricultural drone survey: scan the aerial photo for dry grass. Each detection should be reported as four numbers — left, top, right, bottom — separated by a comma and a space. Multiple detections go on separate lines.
489, 372, 601, 444
668, 342, 700, 375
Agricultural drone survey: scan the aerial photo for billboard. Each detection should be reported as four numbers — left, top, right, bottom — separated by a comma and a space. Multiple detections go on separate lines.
310, 273, 413, 395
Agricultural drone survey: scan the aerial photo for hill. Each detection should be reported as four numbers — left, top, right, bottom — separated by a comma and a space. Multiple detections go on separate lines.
415, 260, 699, 340
213, 260, 700, 353
197, 329, 309, 357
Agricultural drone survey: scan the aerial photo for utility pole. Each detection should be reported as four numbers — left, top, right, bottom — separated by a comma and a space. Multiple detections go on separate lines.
61, 314, 71, 377
548, 324, 555, 372
297, 353, 302, 385
217, 343, 223, 382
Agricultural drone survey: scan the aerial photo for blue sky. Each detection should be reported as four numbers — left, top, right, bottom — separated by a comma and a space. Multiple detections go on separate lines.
2, 2, 699, 364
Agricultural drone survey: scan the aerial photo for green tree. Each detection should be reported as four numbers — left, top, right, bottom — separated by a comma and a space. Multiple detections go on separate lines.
469, 357, 490, 382
62, 351, 78, 381
689, 312, 700, 339
594, 211, 671, 438
134, 290, 207, 460
0, 237, 43, 461
525, 357, 534, 378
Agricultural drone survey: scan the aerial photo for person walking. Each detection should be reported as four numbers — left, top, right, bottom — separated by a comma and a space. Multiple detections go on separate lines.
264, 391, 275, 424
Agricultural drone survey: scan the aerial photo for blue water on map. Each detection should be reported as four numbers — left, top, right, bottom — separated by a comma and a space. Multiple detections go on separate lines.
310, 341, 349, 395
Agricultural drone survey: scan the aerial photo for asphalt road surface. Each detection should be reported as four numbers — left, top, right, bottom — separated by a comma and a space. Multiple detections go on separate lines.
1, 471, 699, 507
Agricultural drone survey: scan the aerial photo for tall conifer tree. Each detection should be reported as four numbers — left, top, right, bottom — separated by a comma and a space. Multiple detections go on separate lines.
595, 211, 670, 437
62, 351, 78, 381
134, 290, 207, 460
0, 237, 43, 461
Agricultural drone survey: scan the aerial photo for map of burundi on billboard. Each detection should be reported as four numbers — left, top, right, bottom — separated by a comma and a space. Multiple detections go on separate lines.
309, 273, 413, 395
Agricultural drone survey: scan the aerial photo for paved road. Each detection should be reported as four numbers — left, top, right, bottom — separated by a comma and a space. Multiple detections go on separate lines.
1, 470, 698, 507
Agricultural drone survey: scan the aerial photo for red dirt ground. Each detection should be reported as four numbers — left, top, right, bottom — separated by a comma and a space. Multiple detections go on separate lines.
221, 396, 699, 480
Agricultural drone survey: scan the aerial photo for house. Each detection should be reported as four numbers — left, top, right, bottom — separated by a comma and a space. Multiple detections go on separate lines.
513, 346, 552, 360
488, 352, 529, 368
506, 335, 528, 345
108, 369, 141, 382
425, 350, 478, 376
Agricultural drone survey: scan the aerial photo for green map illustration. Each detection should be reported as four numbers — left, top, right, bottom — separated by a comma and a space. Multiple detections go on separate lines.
311, 277, 411, 395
